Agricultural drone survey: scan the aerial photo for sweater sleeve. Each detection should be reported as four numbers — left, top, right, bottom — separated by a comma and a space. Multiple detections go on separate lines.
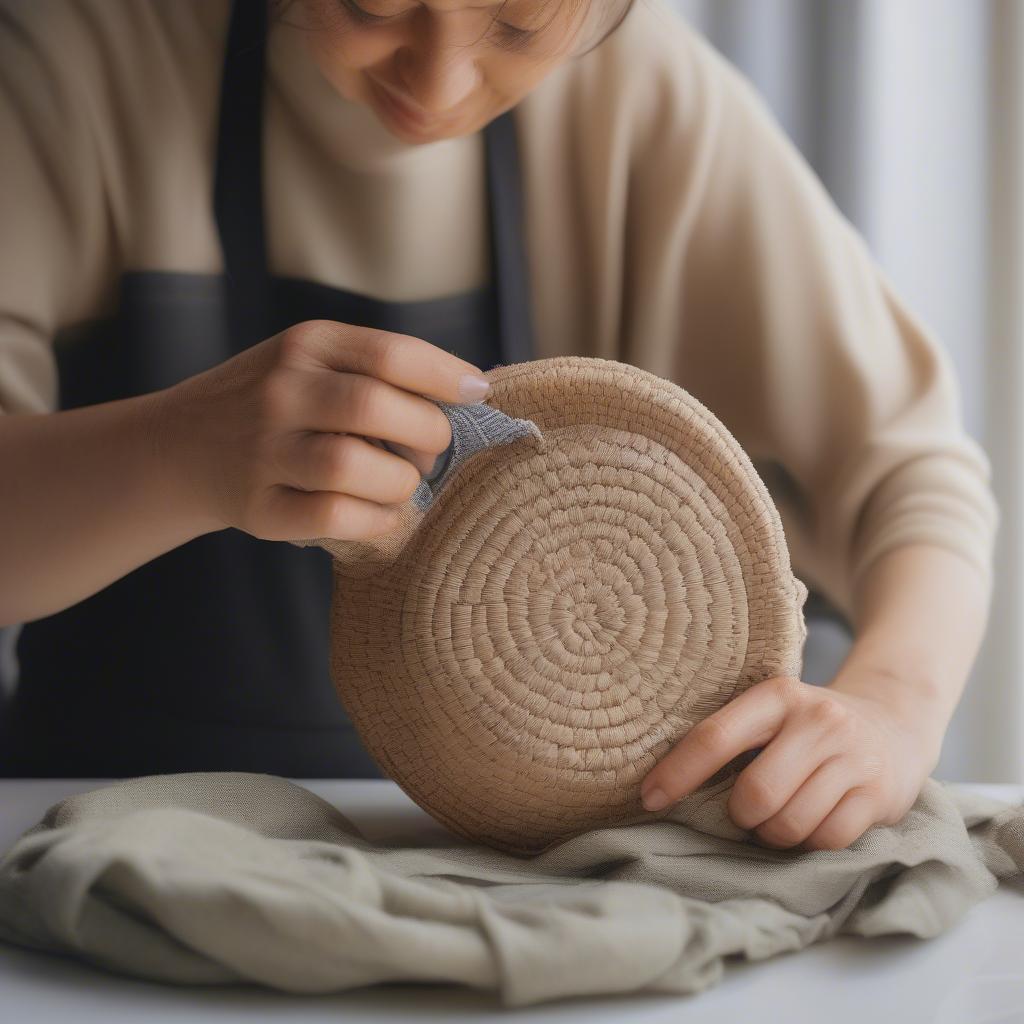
0, 0, 113, 415
614, 4, 1000, 629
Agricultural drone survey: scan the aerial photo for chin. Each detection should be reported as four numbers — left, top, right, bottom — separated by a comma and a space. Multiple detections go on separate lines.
381, 114, 482, 145
382, 119, 469, 145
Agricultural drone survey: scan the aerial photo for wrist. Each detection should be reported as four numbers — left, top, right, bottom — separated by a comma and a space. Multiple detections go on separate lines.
838, 544, 990, 732
828, 655, 952, 735
135, 385, 225, 539
828, 663, 948, 777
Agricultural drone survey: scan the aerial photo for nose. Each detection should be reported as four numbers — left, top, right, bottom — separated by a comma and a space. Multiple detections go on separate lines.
395, 39, 480, 115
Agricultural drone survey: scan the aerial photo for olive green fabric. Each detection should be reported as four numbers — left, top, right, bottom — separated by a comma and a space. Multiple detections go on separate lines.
0, 771, 1021, 1007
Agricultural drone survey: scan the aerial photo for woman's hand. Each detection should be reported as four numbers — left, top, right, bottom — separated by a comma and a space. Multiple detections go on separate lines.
149, 319, 493, 544
639, 672, 944, 851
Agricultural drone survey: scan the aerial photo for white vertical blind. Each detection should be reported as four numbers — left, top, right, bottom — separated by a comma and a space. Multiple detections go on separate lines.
669, 0, 1024, 782
978, 0, 1024, 783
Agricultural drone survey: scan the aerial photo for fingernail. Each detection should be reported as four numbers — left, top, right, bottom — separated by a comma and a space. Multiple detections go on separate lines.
457, 374, 491, 403
641, 787, 671, 812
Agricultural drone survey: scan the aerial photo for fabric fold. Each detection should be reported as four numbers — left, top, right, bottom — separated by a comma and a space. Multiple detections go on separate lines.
0, 771, 1021, 1007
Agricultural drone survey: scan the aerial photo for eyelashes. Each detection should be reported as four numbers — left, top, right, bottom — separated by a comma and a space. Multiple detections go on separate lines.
334, 0, 541, 51
492, 22, 537, 52
336, 0, 389, 25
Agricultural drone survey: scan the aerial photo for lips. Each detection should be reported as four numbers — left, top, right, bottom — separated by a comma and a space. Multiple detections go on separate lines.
366, 75, 458, 136
370, 78, 444, 132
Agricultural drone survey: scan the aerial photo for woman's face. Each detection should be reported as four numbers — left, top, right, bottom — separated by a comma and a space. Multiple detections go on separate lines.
296, 0, 613, 144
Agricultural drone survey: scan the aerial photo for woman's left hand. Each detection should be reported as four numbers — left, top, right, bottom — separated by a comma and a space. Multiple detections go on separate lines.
638, 673, 944, 851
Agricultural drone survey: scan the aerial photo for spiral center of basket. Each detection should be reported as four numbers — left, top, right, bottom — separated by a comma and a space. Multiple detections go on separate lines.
550, 547, 628, 655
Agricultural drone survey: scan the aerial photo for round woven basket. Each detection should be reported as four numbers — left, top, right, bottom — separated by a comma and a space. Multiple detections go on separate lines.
320, 356, 808, 856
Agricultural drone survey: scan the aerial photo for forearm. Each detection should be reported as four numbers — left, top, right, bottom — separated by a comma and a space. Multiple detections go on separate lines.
828, 542, 993, 733
0, 392, 221, 625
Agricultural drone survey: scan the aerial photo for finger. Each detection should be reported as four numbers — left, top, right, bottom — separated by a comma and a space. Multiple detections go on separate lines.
726, 720, 838, 830
802, 787, 880, 852
640, 679, 790, 810
284, 320, 492, 406
303, 372, 454, 459
281, 432, 422, 505
363, 436, 444, 481
748, 755, 850, 848
380, 438, 448, 478
257, 485, 402, 543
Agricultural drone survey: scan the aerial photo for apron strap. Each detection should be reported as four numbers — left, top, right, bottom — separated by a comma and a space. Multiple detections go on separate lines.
212, 0, 534, 364
484, 113, 535, 366
213, 0, 271, 351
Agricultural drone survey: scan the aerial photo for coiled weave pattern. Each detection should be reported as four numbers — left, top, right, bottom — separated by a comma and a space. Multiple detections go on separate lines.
303, 357, 809, 856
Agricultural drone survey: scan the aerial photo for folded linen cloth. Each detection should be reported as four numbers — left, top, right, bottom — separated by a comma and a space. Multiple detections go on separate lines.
0, 770, 1021, 1007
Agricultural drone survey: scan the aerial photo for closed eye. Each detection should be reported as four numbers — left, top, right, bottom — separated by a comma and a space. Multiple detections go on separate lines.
337, 0, 541, 51
493, 21, 538, 50
338, 0, 394, 25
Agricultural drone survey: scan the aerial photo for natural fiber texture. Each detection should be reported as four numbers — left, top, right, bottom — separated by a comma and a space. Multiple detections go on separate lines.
294, 356, 809, 855
0, 771, 1022, 1007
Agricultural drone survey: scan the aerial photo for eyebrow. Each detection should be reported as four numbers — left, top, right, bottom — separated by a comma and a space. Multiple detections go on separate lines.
419, 1, 509, 9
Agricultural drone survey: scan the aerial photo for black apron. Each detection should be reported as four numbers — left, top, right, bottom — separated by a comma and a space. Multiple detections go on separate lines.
0, 0, 534, 778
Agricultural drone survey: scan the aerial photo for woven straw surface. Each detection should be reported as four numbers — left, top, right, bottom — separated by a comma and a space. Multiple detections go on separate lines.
325, 356, 808, 856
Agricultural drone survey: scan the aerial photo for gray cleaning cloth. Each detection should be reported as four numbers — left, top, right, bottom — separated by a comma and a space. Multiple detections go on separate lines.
399, 399, 543, 509
0, 770, 1022, 1007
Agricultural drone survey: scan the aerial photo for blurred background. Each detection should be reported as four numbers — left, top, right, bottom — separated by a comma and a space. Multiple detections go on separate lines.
671, 0, 1023, 784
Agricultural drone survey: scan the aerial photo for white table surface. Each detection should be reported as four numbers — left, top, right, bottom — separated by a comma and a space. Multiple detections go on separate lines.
1, 779, 1022, 1024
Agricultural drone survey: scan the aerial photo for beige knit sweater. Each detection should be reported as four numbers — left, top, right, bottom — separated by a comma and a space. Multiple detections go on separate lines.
0, 0, 999, 626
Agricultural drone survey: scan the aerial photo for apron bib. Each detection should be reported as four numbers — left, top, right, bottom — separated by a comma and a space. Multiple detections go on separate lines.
0, 0, 534, 777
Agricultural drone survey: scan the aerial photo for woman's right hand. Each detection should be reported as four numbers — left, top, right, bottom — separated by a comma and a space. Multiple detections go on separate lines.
150, 319, 493, 544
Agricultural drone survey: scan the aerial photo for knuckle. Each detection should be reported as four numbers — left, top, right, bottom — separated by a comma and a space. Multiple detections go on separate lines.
338, 327, 403, 382
690, 716, 731, 756
807, 697, 849, 731
310, 493, 401, 542
852, 779, 885, 809
804, 827, 851, 852
362, 329, 404, 376
398, 465, 422, 501
278, 319, 323, 358
859, 753, 890, 788
371, 505, 403, 537
310, 494, 344, 538
325, 436, 360, 484
759, 813, 805, 846
348, 376, 387, 430
350, 504, 397, 541
734, 772, 780, 818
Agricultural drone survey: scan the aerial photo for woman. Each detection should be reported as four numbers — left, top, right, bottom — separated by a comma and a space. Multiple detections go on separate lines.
0, 0, 998, 853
